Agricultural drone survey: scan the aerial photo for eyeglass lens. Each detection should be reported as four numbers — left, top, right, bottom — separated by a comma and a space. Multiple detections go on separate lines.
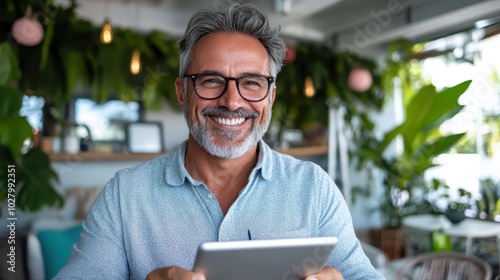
193, 74, 271, 101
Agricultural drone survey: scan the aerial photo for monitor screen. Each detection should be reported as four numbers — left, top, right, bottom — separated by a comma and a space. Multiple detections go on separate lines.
74, 98, 141, 142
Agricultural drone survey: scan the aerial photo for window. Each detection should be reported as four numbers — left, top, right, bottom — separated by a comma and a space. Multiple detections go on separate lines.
419, 31, 500, 206
70, 96, 143, 152
20, 95, 45, 131
420, 33, 500, 157
72, 97, 142, 142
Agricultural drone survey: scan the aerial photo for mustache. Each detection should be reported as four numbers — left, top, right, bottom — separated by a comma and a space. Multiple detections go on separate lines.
201, 107, 258, 118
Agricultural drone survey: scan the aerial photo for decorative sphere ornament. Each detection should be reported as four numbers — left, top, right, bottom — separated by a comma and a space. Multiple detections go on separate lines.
11, 16, 44, 47
285, 44, 296, 63
348, 67, 372, 92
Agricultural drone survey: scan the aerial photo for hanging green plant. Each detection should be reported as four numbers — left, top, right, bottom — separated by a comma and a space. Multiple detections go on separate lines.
1, 0, 180, 112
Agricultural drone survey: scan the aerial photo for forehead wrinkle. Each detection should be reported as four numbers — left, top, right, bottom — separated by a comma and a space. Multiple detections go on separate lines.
190, 32, 269, 77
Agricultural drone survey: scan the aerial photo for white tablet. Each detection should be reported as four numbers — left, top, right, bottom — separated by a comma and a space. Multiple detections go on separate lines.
193, 236, 338, 280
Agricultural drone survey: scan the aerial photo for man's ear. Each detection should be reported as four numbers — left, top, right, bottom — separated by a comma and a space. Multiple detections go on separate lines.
175, 77, 185, 109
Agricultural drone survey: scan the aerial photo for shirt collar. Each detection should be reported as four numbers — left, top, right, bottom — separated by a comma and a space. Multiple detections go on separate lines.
164, 139, 274, 187
164, 141, 191, 186
256, 139, 273, 181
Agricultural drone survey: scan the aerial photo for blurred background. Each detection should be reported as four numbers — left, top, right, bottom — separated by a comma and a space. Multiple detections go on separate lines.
1, 0, 500, 279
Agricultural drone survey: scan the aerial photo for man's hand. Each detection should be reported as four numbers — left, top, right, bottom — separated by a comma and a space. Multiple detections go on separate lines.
305, 266, 344, 280
146, 266, 205, 280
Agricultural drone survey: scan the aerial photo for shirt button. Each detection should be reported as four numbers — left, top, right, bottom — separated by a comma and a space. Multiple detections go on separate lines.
207, 194, 213, 199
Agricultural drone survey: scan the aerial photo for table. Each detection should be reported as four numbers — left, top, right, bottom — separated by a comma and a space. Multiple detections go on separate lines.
403, 214, 500, 256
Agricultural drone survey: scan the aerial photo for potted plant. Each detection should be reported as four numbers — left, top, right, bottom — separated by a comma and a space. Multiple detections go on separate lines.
0, 41, 63, 213
426, 179, 474, 224
357, 80, 472, 259
476, 178, 500, 221
376, 79, 471, 226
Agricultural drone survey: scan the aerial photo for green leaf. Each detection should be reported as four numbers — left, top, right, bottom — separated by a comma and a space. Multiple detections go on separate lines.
142, 72, 162, 110
39, 15, 55, 69
0, 42, 11, 84
0, 41, 20, 83
422, 80, 471, 132
60, 48, 85, 99
379, 123, 405, 153
148, 31, 170, 55
16, 147, 63, 212
414, 133, 465, 162
493, 199, 500, 217
0, 85, 23, 117
403, 84, 437, 134
0, 115, 33, 158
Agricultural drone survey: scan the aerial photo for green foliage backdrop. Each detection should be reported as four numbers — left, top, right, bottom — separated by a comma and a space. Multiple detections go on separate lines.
0, 0, 386, 214
274, 42, 385, 144
0, 0, 180, 111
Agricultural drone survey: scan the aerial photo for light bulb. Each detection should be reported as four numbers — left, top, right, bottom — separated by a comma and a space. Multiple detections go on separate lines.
100, 19, 113, 44
304, 76, 315, 97
130, 50, 141, 75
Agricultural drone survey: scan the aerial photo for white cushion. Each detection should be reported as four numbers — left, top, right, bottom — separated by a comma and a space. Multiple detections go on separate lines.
27, 233, 45, 280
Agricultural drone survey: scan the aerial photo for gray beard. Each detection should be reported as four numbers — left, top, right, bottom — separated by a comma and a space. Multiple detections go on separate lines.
184, 101, 270, 159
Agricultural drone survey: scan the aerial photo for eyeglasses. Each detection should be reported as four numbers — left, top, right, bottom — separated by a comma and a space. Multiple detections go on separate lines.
183, 73, 275, 102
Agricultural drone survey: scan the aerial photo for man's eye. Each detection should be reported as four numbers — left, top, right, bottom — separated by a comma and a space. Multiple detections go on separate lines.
245, 80, 259, 85
241, 77, 265, 88
199, 77, 225, 86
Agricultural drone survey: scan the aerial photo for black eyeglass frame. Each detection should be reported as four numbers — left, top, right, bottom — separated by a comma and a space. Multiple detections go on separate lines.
183, 73, 275, 102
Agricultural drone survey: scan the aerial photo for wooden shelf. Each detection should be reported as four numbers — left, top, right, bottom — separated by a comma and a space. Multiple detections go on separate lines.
49, 145, 328, 162
275, 145, 328, 157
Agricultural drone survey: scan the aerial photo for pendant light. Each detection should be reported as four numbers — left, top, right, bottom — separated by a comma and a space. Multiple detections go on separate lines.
100, 19, 113, 44
129, 0, 141, 75
304, 76, 315, 97
100, 1, 113, 44
130, 50, 141, 75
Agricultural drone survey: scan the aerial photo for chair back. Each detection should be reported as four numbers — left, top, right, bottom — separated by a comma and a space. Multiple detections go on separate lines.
396, 252, 492, 280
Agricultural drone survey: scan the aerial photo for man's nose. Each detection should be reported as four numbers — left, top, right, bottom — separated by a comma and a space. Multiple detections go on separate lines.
218, 80, 245, 110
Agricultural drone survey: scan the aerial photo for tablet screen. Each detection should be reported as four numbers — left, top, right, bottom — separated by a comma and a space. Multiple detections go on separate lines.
193, 236, 338, 280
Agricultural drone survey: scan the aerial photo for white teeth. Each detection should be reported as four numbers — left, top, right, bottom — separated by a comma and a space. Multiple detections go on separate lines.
214, 117, 245, 125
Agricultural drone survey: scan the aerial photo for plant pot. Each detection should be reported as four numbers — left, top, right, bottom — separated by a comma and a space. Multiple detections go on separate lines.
368, 228, 406, 260
444, 210, 466, 224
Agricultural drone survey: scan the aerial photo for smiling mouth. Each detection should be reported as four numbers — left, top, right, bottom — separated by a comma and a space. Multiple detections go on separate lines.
212, 117, 246, 126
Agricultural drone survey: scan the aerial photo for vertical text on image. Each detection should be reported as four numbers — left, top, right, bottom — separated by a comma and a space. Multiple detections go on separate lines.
6, 165, 17, 273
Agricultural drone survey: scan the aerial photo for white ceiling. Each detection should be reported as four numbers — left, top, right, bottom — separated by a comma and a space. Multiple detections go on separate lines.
72, 0, 500, 55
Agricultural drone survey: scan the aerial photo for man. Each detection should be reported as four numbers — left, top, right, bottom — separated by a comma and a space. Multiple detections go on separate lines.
56, 3, 384, 280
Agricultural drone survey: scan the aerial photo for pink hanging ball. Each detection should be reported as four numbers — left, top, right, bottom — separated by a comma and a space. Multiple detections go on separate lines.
285, 44, 296, 63
348, 67, 372, 92
11, 17, 44, 47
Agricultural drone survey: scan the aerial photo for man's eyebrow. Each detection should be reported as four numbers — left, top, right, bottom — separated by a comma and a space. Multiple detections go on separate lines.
196, 70, 269, 77
239, 71, 269, 76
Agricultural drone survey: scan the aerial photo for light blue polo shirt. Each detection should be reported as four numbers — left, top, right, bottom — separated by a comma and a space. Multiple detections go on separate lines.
55, 140, 383, 279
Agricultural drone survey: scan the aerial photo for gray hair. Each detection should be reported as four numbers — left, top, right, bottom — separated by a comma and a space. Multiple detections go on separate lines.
178, 3, 286, 78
